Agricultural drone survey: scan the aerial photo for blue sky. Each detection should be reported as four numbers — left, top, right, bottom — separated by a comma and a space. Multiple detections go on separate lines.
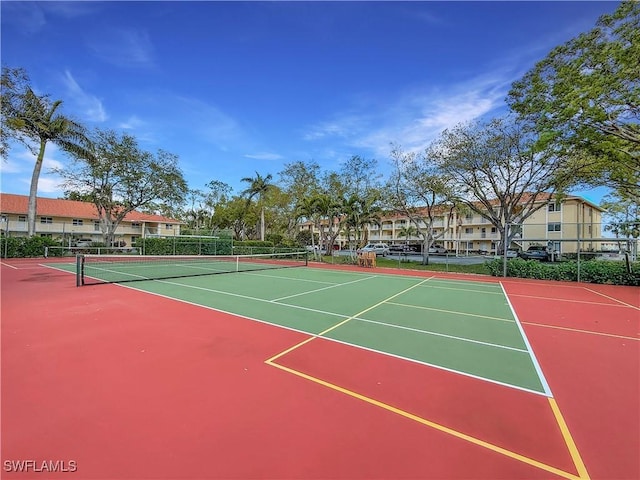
0, 1, 617, 205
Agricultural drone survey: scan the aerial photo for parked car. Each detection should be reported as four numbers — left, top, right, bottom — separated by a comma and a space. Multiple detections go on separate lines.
358, 243, 390, 256
428, 245, 447, 254
501, 249, 519, 258
73, 239, 93, 247
518, 246, 549, 261
596, 251, 626, 261
389, 244, 415, 253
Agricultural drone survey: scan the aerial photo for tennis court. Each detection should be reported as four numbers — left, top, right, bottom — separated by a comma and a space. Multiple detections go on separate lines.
1, 255, 638, 479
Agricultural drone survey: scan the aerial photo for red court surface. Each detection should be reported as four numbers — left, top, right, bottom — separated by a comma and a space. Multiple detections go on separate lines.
1, 258, 638, 479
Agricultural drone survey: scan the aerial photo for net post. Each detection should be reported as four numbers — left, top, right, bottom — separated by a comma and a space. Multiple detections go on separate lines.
75, 254, 84, 287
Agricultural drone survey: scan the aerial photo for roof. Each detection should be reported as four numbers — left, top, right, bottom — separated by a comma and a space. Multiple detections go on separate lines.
0, 193, 181, 223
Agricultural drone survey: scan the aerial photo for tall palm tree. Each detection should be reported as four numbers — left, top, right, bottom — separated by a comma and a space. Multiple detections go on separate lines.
8, 87, 89, 236
241, 172, 274, 241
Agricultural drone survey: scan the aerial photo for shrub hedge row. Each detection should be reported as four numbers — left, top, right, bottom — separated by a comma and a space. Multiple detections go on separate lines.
135, 237, 233, 255
0, 236, 63, 258
485, 258, 639, 286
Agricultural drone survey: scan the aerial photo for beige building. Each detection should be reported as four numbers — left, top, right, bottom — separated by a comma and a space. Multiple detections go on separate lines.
0, 193, 181, 247
301, 194, 606, 255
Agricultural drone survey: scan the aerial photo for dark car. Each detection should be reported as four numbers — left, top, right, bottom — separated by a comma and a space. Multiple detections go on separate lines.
389, 244, 415, 253
518, 246, 549, 261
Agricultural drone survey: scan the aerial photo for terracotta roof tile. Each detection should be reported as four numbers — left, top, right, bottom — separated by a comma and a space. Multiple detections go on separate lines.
0, 193, 181, 223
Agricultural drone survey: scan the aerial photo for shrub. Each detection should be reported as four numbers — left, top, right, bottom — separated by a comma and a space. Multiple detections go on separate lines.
0, 236, 63, 258
485, 258, 639, 286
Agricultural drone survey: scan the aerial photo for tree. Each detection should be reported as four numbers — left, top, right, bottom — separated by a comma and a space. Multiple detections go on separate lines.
397, 225, 418, 246
1, 68, 91, 236
56, 129, 188, 245
341, 194, 382, 252
278, 160, 322, 238
313, 192, 344, 255
296, 196, 322, 257
385, 145, 457, 264
429, 117, 567, 254
241, 171, 274, 241
1, 66, 30, 160
507, 1, 640, 201
601, 193, 639, 258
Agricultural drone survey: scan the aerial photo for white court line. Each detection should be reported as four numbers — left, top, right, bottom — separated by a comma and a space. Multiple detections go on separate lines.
0, 262, 18, 269
350, 316, 529, 353
500, 282, 553, 397
386, 301, 516, 323
272, 275, 378, 301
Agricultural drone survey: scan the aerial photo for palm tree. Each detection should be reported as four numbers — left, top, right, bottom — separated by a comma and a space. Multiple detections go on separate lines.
398, 225, 418, 247
296, 196, 321, 253
8, 87, 89, 236
341, 195, 382, 255
313, 193, 343, 255
241, 172, 274, 241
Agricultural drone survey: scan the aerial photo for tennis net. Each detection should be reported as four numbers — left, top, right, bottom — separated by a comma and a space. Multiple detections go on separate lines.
76, 251, 308, 286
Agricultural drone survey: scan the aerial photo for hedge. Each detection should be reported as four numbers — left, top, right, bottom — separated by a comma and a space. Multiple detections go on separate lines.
485, 258, 639, 286
0, 236, 64, 258
135, 237, 233, 255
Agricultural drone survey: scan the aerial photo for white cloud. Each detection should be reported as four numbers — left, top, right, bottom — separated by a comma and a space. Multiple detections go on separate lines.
118, 115, 146, 130
0, 158, 24, 175
244, 152, 284, 161
175, 96, 243, 147
61, 70, 108, 122
2, 2, 47, 34
89, 28, 155, 68
37, 176, 65, 194
303, 67, 514, 158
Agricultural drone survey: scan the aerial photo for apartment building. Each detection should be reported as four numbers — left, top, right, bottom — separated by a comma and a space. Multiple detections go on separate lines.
300, 194, 606, 255
0, 193, 181, 246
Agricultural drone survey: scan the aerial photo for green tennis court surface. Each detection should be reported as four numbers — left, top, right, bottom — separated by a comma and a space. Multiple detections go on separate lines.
57, 260, 549, 395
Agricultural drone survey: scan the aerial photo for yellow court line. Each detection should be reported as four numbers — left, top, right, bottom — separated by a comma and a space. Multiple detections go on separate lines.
581, 286, 640, 311
266, 360, 584, 480
549, 398, 591, 479
265, 277, 433, 364
522, 321, 640, 342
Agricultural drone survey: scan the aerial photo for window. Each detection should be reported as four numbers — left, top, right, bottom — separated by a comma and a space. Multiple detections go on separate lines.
18, 215, 26, 222
491, 227, 497, 233
547, 222, 561, 232
548, 202, 561, 212
40, 217, 53, 224
94, 221, 101, 231
131, 222, 141, 228
40, 233, 52, 238
72, 219, 83, 226
464, 227, 473, 234
165, 224, 173, 229
0, 215, 7, 223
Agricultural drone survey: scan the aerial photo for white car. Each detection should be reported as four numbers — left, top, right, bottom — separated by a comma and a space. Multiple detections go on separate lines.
358, 243, 390, 256
428, 245, 447, 254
